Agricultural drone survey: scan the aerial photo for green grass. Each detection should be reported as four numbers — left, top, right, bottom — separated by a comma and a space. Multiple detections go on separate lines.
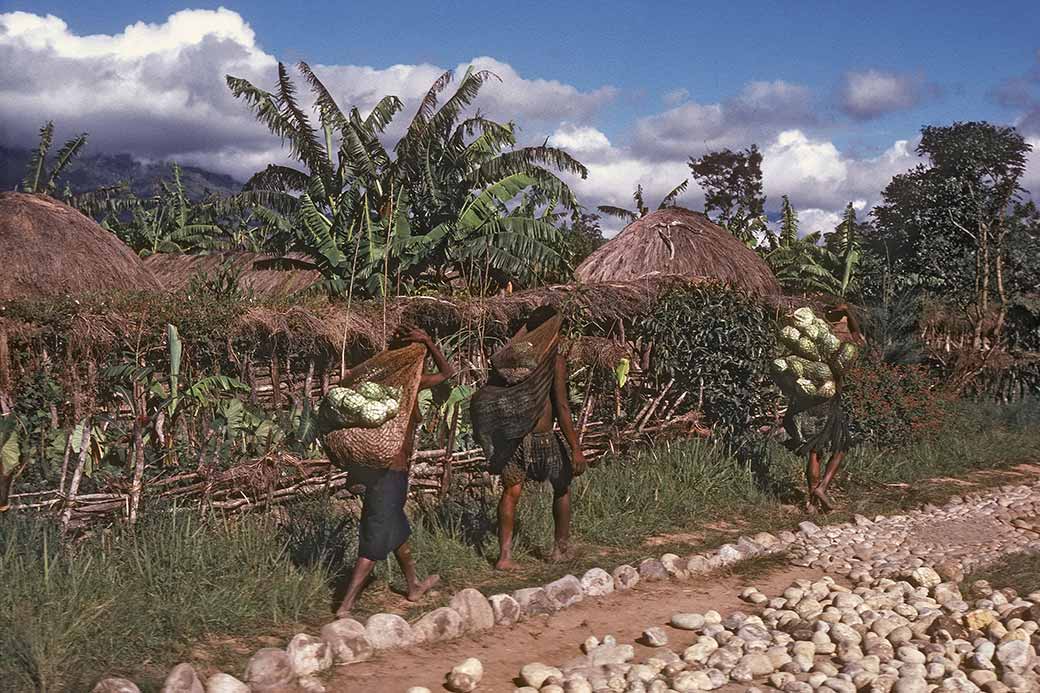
3, 398, 1039, 691
965, 552, 1040, 597
0, 511, 330, 692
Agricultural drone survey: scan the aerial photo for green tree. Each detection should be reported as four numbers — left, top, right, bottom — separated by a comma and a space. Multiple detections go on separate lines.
872, 121, 1033, 346
21, 121, 88, 195
689, 145, 766, 246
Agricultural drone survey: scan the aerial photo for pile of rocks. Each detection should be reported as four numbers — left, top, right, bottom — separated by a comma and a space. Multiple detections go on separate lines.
503, 568, 1040, 692
787, 484, 1040, 581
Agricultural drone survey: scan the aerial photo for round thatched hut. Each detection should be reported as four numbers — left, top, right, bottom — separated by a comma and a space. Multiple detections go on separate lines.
575, 207, 779, 296
0, 192, 160, 300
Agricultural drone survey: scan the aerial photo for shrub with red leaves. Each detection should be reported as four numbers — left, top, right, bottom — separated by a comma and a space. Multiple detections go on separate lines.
842, 353, 950, 449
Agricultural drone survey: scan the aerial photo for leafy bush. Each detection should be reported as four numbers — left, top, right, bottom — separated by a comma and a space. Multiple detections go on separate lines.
843, 352, 950, 448
639, 283, 780, 445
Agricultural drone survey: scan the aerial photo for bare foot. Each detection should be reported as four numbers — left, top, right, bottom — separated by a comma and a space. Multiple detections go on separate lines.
406, 574, 440, 602
548, 544, 574, 563
803, 497, 818, 514
334, 600, 355, 619
495, 557, 521, 571
812, 487, 835, 513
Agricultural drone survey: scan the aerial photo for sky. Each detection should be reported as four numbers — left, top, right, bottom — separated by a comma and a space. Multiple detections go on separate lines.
2, 1, 1039, 235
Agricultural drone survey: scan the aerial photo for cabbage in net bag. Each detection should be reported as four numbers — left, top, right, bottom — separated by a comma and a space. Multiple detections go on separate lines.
322, 342, 426, 469
770, 307, 859, 405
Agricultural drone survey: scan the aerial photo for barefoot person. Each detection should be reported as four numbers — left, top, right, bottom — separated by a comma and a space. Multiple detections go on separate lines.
782, 303, 865, 513
471, 306, 587, 570
324, 327, 454, 616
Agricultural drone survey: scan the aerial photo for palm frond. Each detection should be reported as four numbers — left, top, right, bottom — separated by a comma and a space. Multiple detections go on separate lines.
298, 61, 349, 132
362, 95, 404, 134
597, 205, 638, 223
407, 69, 454, 135
23, 121, 54, 193
246, 165, 311, 192
427, 68, 497, 139
45, 132, 88, 193
659, 179, 689, 209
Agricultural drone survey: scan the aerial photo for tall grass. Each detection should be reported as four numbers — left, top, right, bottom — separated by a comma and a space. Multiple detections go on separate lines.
1, 511, 330, 692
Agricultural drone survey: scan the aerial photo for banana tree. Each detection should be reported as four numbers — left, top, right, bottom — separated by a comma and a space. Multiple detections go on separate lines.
226, 62, 587, 294
765, 200, 861, 298
102, 165, 224, 255
21, 120, 88, 195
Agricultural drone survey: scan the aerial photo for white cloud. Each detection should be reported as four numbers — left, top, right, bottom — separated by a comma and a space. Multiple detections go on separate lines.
633, 80, 817, 160
0, 10, 616, 181
547, 124, 613, 156
797, 208, 843, 237
761, 130, 921, 212
1024, 137, 1040, 195
839, 69, 940, 120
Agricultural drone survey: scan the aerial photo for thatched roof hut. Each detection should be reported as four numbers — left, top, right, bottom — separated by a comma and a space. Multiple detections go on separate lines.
0, 192, 161, 300
575, 207, 779, 296
145, 252, 322, 298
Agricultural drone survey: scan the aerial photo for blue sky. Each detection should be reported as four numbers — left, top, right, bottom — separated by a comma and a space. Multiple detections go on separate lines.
2, 1, 1039, 233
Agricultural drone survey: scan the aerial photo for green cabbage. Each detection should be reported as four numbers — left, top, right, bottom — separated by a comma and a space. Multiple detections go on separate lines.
795, 336, 821, 361
319, 381, 402, 430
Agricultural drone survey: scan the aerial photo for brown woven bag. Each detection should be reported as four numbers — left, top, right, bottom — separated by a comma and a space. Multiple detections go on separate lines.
322, 342, 426, 469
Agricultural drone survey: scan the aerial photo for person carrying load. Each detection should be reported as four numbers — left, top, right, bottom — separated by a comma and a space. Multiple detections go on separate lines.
771, 302, 865, 513
321, 326, 454, 616
471, 306, 587, 570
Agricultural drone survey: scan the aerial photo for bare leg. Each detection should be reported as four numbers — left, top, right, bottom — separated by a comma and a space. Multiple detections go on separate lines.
496, 483, 523, 570
336, 557, 377, 617
549, 487, 573, 562
805, 450, 822, 513
394, 542, 439, 601
812, 450, 845, 512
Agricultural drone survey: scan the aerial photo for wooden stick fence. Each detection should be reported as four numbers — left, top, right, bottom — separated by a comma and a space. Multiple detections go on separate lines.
8, 392, 708, 528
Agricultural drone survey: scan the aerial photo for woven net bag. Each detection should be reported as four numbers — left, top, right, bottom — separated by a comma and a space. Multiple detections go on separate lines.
323, 342, 426, 469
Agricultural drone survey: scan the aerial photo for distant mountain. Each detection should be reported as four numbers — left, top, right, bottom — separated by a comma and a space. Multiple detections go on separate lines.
0, 146, 245, 200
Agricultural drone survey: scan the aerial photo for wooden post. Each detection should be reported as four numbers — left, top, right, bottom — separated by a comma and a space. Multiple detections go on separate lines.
129, 386, 147, 524
270, 350, 282, 409
440, 406, 461, 498
0, 328, 10, 402
61, 417, 91, 532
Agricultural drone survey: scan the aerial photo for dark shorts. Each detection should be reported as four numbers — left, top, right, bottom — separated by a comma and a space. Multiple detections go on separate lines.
349, 465, 411, 561
501, 431, 573, 495
783, 393, 856, 456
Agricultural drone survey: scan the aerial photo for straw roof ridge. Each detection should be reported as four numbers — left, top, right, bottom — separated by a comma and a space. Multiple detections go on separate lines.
144, 251, 322, 298
575, 206, 779, 296
0, 192, 161, 301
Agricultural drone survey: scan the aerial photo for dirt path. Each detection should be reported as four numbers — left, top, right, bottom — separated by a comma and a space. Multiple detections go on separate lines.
325, 565, 826, 692
322, 472, 1040, 693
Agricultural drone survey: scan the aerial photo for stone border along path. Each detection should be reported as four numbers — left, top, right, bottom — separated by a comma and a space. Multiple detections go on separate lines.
90, 480, 1040, 693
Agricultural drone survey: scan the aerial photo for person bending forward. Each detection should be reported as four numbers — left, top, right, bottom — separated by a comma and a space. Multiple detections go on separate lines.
327, 327, 454, 616
471, 307, 587, 570
782, 303, 865, 513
